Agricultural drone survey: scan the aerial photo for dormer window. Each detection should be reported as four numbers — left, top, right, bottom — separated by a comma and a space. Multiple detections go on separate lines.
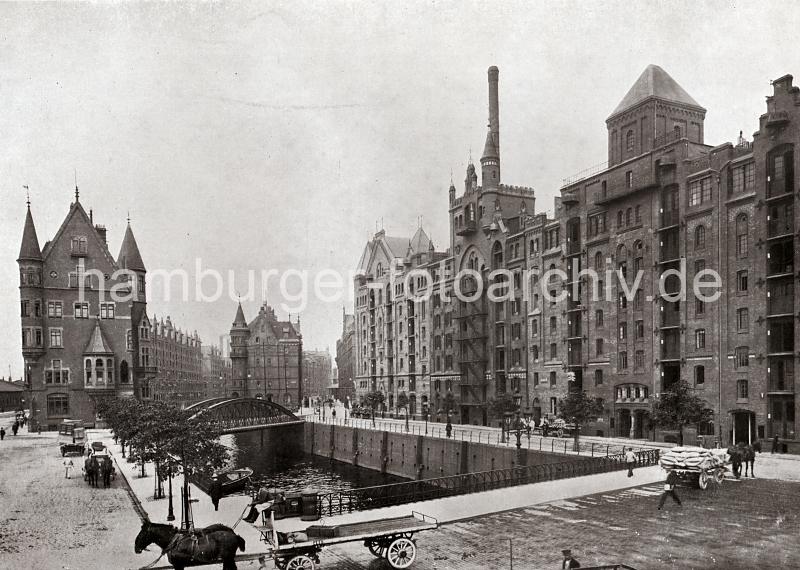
70, 236, 88, 254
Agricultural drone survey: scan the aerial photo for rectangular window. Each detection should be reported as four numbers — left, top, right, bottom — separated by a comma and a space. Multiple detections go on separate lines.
47, 394, 69, 417
618, 351, 628, 370
48, 301, 63, 318
636, 320, 644, 339
688, 177, 713, 206
595, 310, 604, 328
695, 329, 706, 349
596, 338, 604, 356
735, 347, 749, 368
550, 343, 557, 360
695, 365, 705, 385
21, 300, 30, 317
619, 323, 627, 341
737, 379, 749, 400
737, 308, 749, 332
634, 350, 644, 370
100, 303, 115, 319
732, 162, 755, 194
49, 328, 63, 348
533, 372, 539, 387
736, 234, 748, 258
549, 372, 557, 387
74, 303, 89, 318
696, 298, 705, 315
626, 171, 633, 188
737, 270, 748, 293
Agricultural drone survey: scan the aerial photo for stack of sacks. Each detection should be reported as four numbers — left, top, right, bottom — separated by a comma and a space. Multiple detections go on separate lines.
659, 446, 729, 471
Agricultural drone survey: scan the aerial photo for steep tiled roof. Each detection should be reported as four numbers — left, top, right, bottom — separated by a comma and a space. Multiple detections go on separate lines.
84, 320, 113, 354
18, 205, 42, 261
609, 64, 704, 119
118, 223, 146, 272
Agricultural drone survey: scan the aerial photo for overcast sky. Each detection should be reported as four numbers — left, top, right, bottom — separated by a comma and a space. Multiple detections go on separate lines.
1, 1, 798, 378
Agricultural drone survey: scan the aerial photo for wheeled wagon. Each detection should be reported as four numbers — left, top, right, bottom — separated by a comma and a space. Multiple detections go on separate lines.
256, 511, 438, 569
668, 465, 726, 490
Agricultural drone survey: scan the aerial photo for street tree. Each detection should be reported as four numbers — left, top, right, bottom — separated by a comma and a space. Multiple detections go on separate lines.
363, 390, 385, 426
396, 391, 410, 432
651, 380, 712, 445
488, 392, 517, 422
558, 391, 605, 451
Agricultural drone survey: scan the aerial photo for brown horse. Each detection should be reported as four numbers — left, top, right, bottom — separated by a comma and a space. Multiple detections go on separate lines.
134, 520, 245, 570
98, 457, 114, 488
727, 443, 756, 478
84, 456, 99, 487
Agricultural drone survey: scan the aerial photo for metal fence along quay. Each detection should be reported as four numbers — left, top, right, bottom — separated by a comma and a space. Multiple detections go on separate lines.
315, 449, 661, 517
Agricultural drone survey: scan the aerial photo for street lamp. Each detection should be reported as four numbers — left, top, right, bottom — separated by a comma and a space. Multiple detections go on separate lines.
167, 469, 175, 521
423, 403, 429, 435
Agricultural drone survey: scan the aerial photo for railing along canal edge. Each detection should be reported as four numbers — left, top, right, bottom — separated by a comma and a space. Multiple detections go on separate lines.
316, 448, 660, 517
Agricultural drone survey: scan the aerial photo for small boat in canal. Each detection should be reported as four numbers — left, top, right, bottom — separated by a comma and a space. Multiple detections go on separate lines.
216, 467, 254, 495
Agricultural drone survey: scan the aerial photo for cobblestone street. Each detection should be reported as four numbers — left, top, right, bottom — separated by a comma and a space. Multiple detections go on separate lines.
0, 420, 144, 570
315, 477, 800, 569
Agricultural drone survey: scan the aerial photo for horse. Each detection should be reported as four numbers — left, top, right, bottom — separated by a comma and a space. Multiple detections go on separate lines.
739, 443, 756, 478
99, 457, 114, 488
84, 456, 99, 487
134, 519, 246, 570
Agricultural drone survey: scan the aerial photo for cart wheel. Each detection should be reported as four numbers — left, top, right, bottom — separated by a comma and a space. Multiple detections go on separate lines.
698, 471, 709, 490
368, 541, 386, 558
285, 555, 315, 570
386, 537, 416, 569
713, 468, 724, 484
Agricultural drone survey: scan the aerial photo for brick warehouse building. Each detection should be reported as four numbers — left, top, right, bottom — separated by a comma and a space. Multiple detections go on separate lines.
18, 191, 148, 429
228, 301, 302, 406
353, 66, 800, 451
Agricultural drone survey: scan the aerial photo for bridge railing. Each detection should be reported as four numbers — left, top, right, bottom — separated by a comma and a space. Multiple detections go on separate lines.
316, 449, 660, 517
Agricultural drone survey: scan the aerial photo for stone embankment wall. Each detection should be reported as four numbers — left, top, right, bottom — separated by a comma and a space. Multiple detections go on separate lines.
303, 422, 591, 480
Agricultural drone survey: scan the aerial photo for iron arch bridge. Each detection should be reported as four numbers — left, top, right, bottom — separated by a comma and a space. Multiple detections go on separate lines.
186, 397, 303, 434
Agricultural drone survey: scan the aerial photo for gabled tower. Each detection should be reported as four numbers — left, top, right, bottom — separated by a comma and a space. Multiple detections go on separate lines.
18, 201, 44, 369
606, 64, 706, 166
118, 221, 147, 302
229, 302, 250, 397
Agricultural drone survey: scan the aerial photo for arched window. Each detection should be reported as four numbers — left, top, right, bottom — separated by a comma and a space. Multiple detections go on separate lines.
594, 251, 604, 270
736, 214, 748, 258
626, 130, 635, 153
617, 211, 623, 227
695, 225, 706, 250
625, 208, 632, 226
492, 241, 504, 268
85, 358, 93, 385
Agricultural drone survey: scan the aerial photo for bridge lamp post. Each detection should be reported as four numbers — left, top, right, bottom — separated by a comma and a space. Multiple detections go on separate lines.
167, 470, 175, 521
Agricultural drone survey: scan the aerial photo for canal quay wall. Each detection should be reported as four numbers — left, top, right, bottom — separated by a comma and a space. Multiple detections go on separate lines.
302, 421, 593, 480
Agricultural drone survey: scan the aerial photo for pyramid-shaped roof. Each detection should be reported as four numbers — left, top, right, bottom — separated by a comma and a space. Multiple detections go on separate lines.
84, 320, 113, 354
232, 302, 248, 328
118, 223, 146, 272
408, 227, 431, 255
609, 65, 704, 119
18, 205, 42, 261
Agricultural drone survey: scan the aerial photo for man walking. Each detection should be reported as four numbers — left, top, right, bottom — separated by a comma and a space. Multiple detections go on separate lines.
658, 470, 682, 510
625, 447, 636, 477
771, 434, 780, 454
0, 427, 5, 441
63, 457, 74, 479
11, 422, 18, 436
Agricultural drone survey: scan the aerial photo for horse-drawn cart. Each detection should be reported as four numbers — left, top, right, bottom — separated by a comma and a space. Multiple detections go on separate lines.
659, 446, 729, 490
256, 511, 438, 569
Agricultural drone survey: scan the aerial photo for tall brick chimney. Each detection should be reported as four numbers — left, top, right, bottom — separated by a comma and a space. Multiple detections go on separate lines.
488, 65, 499, 156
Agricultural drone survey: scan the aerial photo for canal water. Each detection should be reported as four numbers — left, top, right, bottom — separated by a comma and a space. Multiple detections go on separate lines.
217, 429, 407, 495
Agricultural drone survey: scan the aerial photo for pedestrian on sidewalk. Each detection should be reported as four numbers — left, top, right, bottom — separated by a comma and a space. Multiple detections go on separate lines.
625, 447, 636, 477
11, 422, 18, 436
771, 434, 779, 454
561, 549, 581, 568
542, 418, 549, 438
445, 420, 452, 439
0, 427, 5, 441
63, 457, 74, 479
209, 475, 223, 511
658, 470, 681, 510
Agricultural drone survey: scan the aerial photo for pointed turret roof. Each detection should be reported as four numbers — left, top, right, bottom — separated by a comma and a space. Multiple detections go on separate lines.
118, 223, 146, 272
609, 64, 704, 119
18, 205, 42, 262
84, 320, 113, 354
481, 130, 498, 159
409, 227, 431, 255
232, 302, 248, 328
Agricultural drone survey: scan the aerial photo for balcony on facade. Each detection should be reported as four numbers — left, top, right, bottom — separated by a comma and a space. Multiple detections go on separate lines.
767, 239, 794, 278
456, 220, 477, 236
658, 209, 680, 229
768, 357, 794, 393
767, 203, 794, 239
660, 301, 681, 328
661, 330, 680, 360
658, 230, 681, 263
767, 318, 794, 355
767, 281, 794, 316
567, 318, 582, 339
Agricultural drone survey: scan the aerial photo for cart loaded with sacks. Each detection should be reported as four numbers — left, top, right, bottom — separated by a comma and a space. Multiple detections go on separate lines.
658, 446, 730, 490
255, 511, 438, 569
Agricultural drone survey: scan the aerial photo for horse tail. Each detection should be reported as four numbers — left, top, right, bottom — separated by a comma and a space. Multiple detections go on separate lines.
236, 534, 246, 552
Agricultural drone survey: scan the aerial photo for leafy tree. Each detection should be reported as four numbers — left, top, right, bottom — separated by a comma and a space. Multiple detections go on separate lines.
488, 392, 517, 420
363, 390, 385, 426
558, 391, 605, 451
96, 397, 142, 458
652, 380, 712, 445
